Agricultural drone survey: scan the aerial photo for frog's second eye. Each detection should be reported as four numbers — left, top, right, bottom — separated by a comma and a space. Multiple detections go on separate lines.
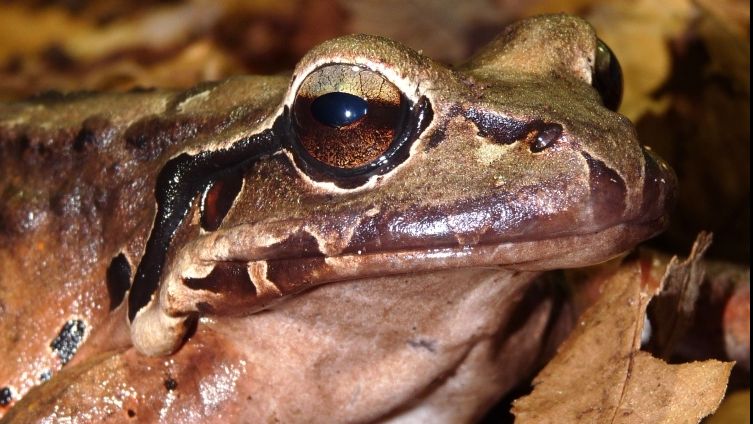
291, 64, 409, 172
593, 39, 623, 111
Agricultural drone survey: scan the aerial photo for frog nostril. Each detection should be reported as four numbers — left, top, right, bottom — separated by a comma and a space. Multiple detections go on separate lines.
531, 123, 563, 152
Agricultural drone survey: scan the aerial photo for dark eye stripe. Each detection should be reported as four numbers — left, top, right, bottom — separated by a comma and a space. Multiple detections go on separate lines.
127, 130, 278, 322
311, 92, 368, 128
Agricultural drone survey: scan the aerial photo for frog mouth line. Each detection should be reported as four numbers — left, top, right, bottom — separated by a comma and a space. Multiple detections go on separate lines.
169, 141, 675, 316
174, 219, 664, 317
193, 143, 675, 277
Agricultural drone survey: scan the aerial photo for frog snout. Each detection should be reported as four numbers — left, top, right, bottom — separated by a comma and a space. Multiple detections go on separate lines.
637, 146, 677, 226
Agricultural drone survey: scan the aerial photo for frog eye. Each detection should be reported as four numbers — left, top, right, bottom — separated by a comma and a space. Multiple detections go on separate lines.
592, 39, 623, 111
290, 64, 412, 173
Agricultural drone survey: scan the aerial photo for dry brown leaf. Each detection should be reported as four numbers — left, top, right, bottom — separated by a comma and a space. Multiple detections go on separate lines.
649, 232, 713, 359
512, 237, 733, 423
0, 0, 348, 100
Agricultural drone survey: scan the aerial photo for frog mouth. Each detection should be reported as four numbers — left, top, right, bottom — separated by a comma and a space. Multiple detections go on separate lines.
177, 146, 674, 315
166, 214, 665, 320
132, 149, 673, 356
190, 145, 675, 278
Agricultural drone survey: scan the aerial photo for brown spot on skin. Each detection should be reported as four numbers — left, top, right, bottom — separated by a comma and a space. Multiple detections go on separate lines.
184, 263, 263, 315
185, 262, 256, 296
73, 116, 115, 152
264, 256, 328, 294
258, 229, 324, 260
164, 378, 177, 391
124, 115, 221, 161
426, 121, 449, 150
16, 128, 75, 160
425, 105, 462, 150
582, 152, 627, 225
466, 108, 563, 152
531, 123, 563, 152
465, 107, 528, 144
196, 302, 213, 314
408, 339, 437, 353
201, 170, 244, 232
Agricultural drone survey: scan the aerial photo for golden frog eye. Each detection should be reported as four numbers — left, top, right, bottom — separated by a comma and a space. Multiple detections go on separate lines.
292, 64, 409, 171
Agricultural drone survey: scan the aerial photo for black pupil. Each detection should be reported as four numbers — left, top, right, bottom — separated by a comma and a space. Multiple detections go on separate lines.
310, 92, 368, 128
593, 39, 623, 111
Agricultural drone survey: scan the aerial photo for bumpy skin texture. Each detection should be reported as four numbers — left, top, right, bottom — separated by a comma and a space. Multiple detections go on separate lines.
0, 15, 675, 422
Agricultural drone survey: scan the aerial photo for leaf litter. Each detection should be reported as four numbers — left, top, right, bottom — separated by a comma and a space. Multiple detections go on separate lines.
512, 234, 734, 424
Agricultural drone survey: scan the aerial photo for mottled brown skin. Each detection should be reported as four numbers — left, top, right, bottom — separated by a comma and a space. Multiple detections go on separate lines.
0, 77, 286, 415
0, 15, 675, 422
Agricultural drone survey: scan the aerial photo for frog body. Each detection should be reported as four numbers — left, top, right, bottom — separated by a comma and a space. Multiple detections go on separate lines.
0, 15, 674, 422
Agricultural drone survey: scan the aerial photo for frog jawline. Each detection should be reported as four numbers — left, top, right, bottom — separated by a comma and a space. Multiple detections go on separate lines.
132, 219, 661, 356
191, 218, 663, 298
271, 220, 658, 273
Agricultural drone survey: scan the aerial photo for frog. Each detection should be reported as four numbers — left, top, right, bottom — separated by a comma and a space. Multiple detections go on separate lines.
0, 14, 675, 423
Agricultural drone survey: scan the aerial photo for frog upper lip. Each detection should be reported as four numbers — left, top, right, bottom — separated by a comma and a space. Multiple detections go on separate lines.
207, 210, 668, 267
194, 220, 665, 297
203, 163, 674, 272
196, 145, 675, 276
